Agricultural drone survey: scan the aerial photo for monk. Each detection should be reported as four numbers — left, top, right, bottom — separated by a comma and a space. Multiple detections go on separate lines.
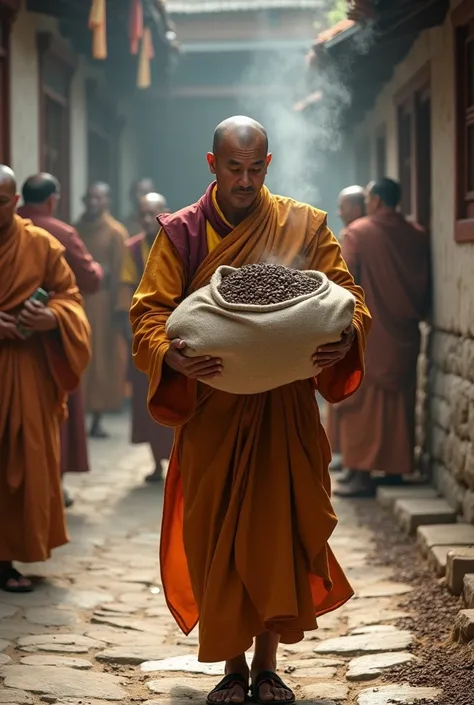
327, 185, 365, 474
75, 183, 128, 438
334, 178, 430, 498
120, 192, 174, 483
124, 177, 156, 239
0, 165, 91, 592
18, 173, 103, 508
131, 116, 371, 704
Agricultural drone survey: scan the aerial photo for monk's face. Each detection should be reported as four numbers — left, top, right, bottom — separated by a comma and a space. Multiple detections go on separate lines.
84, 187, 109, 219
338, 196, 363, 227
139, 198, 168, 238
0, 187, 19, 230
207, 135, 272, 213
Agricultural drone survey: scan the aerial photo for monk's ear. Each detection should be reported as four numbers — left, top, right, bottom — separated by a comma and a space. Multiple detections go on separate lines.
13, 194, 20, 207
207, 152, 217, 175
265, 153, 273, 168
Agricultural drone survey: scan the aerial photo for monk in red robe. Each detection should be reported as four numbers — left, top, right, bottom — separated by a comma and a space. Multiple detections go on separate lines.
120, 192, 174, 483
335, 178, 431, 498
18, 173, 103, 508
130, 117, 371, 704
0, 166, 91, 592
326, 186, 365, 475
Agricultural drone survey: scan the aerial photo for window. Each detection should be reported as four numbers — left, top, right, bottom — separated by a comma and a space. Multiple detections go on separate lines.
454, 0, 474, 242
394, 66, 432, 230
37, 33, 76, 222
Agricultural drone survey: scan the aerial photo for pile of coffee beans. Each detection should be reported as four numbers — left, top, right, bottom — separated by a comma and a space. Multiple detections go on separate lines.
218, 263, 321, 305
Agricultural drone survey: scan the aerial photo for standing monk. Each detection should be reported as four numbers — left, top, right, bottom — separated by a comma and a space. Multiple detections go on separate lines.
120, 192, 174, 483
130, 117, 371, 704
18, 174, 103, 507
0, 166, 91, 592
327, 185, 365, 474
124, 178, 156, 239
335, 178, 430, 498
75, 183, 128, 438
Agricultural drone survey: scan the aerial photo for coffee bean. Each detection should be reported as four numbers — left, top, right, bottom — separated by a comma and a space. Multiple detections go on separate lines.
218, 263, 320, 305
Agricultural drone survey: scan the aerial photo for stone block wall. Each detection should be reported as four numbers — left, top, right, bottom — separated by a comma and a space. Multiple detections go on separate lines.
426, 329, 474, 525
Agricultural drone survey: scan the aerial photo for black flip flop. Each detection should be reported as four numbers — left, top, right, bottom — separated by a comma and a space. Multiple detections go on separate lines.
251, 671, 295, 704
0, 567, 34, 593
206, 673, 249, 704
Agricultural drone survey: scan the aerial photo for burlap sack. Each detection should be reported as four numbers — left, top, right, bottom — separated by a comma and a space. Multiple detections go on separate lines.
166, 265, 355, 395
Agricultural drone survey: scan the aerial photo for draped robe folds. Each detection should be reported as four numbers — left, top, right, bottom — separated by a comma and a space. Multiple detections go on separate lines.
339, 212, 431, 476
130, 184, 371, 663
120, 234, 174, 459
0, 216, 91, 562
75, 213, 128, 413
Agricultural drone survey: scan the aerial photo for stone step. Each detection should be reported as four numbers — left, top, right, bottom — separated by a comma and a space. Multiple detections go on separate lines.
453, 609, 474, 643
416, 523, 474, 557
376, 485, 438, 510
427, 544, 473, 577
446, 548, 474, 595
394, 498, 456, 535
463, 573, 474, 608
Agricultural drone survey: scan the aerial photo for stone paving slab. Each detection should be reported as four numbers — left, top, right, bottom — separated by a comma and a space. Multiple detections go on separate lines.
0, 665, 127, 700
313, 629, 413, 655
394, 498, 456, 535
357, 685, 441, 704
377, 486, 438, 509
417, 523, 474, 556
427, 544, 470, 577
346, 652, 417, 681
446, 547, 474, 595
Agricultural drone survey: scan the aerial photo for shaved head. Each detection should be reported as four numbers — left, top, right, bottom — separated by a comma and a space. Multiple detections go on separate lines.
338, 184, 366, 227
0, 165, 16, 194
131, 177, 155, 206
0, 164, 19, 233
89, 181, 111, 198
139, 191, 169, 239
213, 116, 268, 155
22, 173, 59, 204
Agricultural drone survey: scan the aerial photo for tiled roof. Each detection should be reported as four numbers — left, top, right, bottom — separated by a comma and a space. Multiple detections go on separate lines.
166, 0, 323, 13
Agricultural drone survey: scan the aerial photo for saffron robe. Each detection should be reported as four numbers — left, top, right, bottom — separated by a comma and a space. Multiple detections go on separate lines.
339, 211, 430, 475
75, 212, 128, 413
120, 233, 174, 458
18, 206, 103, 475
130, 184, 371, 663
0, 216, 91, 562
123, 213, 142, 240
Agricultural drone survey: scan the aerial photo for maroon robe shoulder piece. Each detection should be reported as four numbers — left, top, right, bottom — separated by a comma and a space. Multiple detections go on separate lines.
157, 182, 233, 283
127, 232, 146, 277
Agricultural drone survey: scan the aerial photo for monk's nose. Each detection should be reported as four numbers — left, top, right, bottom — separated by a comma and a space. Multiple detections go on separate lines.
239, 172, 251, 187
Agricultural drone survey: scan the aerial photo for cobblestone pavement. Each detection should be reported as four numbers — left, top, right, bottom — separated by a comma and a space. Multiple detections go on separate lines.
0, 413, 440, 705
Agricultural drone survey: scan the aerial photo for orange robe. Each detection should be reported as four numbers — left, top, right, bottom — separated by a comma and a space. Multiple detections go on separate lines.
75, 212, 128, 413
0, 216, 91, 562
130, 186, 371, 662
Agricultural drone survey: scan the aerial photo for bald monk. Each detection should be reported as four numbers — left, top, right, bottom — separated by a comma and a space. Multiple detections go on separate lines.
334, 178, 430, 498
75, 183, 128, 438
0, 166, 91, 592
327, 185, 365, 474
131, 116, 371, 704
124, 177, 156, 239
18, 174, 103, 506
120, 192, 174, 483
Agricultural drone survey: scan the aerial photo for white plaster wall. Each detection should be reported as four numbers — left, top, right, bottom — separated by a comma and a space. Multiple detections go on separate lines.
349, 2, 474, 336
69, 57, 89, 222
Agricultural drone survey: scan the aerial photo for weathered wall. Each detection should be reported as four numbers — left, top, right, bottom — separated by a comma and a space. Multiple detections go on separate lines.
348, 2, 474, 520
9, 8, 141, 222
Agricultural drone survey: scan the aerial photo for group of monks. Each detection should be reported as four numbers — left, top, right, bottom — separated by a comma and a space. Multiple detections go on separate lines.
327, 181, 430, 498
0, 112, 430, 705
0, 167, 173, 591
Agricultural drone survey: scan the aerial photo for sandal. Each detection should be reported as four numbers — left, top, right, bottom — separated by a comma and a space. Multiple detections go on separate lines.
0, 567, 33, 593
251, 671, 295, 704
206, 673, 249, 704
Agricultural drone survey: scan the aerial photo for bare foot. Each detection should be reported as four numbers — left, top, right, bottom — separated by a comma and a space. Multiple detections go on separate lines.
252, 673, 294, 703
207, 656, 248, 704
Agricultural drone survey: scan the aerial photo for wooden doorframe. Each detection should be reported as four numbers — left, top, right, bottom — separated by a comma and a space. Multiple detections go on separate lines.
0, 2, 19, 165
37, 32, 77, 221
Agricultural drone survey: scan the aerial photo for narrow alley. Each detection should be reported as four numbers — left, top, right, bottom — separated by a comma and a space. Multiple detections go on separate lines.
0, 413, 460, 705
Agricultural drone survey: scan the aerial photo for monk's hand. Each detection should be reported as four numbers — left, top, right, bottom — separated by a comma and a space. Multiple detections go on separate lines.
17, 300, 58, 333
164, 338, 223, 378
0, 311, 25, 340
313, 324, 356, 369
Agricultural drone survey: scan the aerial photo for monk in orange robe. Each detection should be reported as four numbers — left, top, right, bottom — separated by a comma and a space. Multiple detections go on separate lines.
334, 178, 431, 498
130, 117, 371, 705
120, 192, 174, 483
326, 185, 365, 475
75, 183, 128, 438
0, 166, 91, 592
